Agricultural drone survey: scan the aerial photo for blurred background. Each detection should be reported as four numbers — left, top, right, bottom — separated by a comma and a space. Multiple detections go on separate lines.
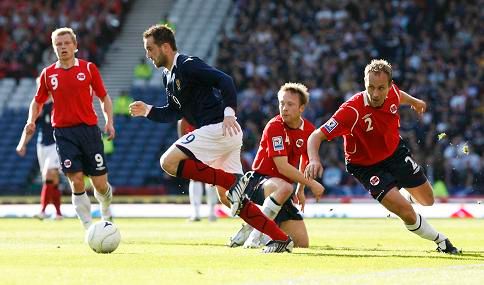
0, 0, 482, 204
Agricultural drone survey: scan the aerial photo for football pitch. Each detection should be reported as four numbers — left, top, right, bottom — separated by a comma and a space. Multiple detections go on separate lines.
0, 218, 482, 285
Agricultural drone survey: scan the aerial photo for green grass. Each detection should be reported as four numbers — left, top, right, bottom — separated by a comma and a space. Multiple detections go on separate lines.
0, 218, 483, 285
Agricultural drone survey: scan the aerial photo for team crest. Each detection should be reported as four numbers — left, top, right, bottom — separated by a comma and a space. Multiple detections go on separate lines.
390, 104, 397, 114
77, 72, 86, 81
175, 79, 181, 91
323, 118, 338, 133
296, 139, 304, 148
369, 175, 380, 186
272, 136, 284, 151
63, 159, 72, 168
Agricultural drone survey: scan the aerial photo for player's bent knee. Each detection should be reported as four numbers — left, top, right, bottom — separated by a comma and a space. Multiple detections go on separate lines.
420, 197, 434, 206
278, 183, 294, 199
295, 238, 309, 248
159, 154, 177, 176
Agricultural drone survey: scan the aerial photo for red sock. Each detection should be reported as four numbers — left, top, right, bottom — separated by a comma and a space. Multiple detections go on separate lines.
40, 184, 48, 212
50, 184, 62, 215
178, 159, 235, 189
238, 200, 288, 241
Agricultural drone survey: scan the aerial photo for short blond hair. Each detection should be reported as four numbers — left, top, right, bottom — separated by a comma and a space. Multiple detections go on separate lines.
364, 59, 392, 85
277, 82, 310, 106
51, 27, 77, 47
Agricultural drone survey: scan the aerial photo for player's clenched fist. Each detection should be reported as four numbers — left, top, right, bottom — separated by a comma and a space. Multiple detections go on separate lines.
129, 101, 149, 117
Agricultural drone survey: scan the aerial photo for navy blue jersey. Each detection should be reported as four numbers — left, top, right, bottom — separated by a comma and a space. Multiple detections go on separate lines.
147, 54, 237, 128
36, 102, 55, 146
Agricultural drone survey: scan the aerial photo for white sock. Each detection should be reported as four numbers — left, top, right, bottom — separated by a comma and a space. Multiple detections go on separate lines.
261, 195, 282, 219
244, 196, 282, 247
206, 184, 218, 219
405, 213, 447, 243
400, 188, 416, 204
189, 180, 203, 219
94, 183, 113, 208
72, 192, 92, 229
94, 183, 113, 219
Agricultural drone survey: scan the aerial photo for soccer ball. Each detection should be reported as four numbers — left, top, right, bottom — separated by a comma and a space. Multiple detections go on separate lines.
86, 221, 121, 253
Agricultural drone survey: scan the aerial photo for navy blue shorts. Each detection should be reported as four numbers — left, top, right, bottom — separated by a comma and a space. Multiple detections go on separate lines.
53, 124, 108, 176
244, 172, 303, 225
346, 140, 427, 202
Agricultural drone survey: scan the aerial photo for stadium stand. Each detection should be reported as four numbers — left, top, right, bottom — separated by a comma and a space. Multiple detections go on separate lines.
215, 0, 483, 197
0, 0, 481, 198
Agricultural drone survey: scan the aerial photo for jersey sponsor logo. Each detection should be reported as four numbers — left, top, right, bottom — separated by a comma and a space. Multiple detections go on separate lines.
323, 118, 338, 133
63, 159, 72, 168
272, 136, 284, 151
296, 139, 304, 148
77, 72, 86, 81
390, 104, 397, 114
369, 175, 380, 186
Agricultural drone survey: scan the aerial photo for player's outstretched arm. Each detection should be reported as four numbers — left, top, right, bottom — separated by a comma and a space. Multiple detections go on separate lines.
129, 101, 181, 123
129, 101, 151, 117
273, 156, 325, 200
17, 99, 42, 156
305, 129, 327, 179
399, 90, 427, 115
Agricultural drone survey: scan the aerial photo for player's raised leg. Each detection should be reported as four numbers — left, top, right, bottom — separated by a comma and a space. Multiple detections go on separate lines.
160, 144, 248, 215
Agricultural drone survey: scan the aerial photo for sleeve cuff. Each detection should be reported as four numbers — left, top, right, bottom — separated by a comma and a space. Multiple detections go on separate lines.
144, 105, 153, 117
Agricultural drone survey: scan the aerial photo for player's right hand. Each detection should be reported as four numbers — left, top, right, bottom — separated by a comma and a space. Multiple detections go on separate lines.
24, 122, 36, 136
309, 180, 325, 202
304, 160, 323, 179
129, 101, 148, 117
15, 145, 26, 157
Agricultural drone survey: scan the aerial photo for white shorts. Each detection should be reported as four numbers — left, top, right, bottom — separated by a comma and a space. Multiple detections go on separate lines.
37, 143, 60, 175
175, 122, 243, 174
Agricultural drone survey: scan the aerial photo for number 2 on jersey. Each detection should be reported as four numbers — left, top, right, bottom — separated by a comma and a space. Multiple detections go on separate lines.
364, 117, 373, 132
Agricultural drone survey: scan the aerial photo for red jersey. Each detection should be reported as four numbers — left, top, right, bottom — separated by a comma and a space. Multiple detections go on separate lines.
34, 58, 107, 128
320, 83, 401, 166
252, 115, 315, 183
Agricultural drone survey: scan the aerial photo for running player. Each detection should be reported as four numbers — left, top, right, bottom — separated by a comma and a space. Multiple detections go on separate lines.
305, 59, 460, 254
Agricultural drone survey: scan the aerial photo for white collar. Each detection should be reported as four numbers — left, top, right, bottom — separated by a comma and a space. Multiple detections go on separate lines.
363, 90, 370, 106
55, 58, 79, 68
167, 52, 180, 72
298, 118, 304, 130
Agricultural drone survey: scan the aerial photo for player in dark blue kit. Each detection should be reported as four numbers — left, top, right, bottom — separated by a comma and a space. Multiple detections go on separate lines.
17, 101, 63, 220
130, 24, 293, 252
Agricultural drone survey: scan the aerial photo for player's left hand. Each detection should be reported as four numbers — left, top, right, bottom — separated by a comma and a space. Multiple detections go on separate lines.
222, 116, 241, 137
411, 99, 427, 115
105, 123, 116, 140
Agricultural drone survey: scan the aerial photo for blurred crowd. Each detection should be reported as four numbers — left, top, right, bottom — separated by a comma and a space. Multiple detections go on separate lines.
0, 0, 131, 80
0, 0, 481, 197
217, 0, 483, 196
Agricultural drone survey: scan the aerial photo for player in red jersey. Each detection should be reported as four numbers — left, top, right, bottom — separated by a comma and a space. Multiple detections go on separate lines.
229, 83, 325, 249
305, 59, 460, 254
21, 27, 115, 231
